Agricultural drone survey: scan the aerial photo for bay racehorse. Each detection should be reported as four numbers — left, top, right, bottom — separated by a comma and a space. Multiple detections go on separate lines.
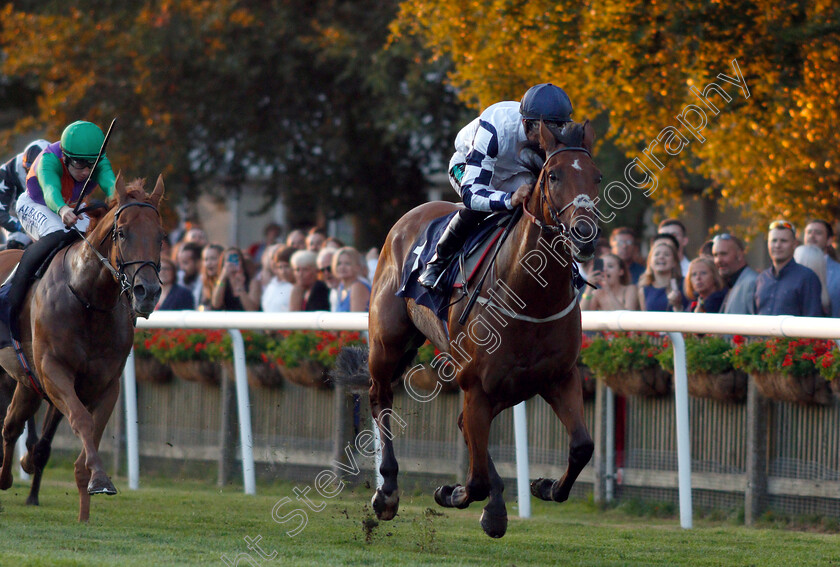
368, 121, 600, 538
0, 175, 165, 521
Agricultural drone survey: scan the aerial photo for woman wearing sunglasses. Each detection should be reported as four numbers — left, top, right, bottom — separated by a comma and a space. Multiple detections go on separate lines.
1, 121, 117, 335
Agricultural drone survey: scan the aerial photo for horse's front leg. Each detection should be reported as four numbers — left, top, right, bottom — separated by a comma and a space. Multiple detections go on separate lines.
41, 359, 117, 521
435, 387, 492, 510
480, 453, 507, 538
72, 376, 120, 521
0, 383, 40, 490
24, 405, 62, 506
531, 368, 594, 503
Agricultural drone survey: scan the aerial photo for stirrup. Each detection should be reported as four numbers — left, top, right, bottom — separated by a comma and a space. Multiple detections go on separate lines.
418, 262, 448, 291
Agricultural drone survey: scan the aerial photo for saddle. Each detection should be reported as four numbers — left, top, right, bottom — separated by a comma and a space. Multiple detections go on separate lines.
397, 211, 511, 322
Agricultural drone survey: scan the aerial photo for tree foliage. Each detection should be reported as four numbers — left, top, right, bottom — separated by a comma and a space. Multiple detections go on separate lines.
0, 1, 471, 247
392, 0, 840, 233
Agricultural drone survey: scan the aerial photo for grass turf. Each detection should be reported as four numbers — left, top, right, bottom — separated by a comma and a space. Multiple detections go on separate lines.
0, 462, 838, 566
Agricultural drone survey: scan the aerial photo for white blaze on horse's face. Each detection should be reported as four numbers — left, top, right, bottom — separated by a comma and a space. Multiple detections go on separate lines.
571, 159, 582, 171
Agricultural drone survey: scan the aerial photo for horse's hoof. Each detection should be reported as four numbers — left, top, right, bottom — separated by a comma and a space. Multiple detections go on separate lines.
434, 484, 470, 509
480, 509, 508, 538
25, 495, 39, 506
20, 454, 34, 475
530, 478, 554, 501
371, 488, 399, 521
0, 472, 12, 491
88, 473, 117, 496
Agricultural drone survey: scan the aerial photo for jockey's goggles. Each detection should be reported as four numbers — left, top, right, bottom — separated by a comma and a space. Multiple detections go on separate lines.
65, 155, 96, 170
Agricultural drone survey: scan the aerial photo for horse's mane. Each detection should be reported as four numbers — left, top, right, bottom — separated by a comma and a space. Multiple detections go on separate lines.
519, 121, 588, 177
87, 178, 151, 233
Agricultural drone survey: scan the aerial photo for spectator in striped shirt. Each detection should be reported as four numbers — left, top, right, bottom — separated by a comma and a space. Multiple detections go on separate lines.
418, 83, 575, 291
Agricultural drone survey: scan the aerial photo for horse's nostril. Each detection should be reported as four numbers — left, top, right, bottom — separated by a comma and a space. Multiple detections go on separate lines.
572, 223, 595, 242
133, 284, 147, 300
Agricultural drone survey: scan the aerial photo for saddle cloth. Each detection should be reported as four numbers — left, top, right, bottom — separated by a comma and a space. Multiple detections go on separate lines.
396, 211, 511, 322
0, 237, 76, 349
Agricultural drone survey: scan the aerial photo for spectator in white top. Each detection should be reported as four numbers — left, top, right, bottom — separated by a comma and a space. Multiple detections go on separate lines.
261, 245, 296, 312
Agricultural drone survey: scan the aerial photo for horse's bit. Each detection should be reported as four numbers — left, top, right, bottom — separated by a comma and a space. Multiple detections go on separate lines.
523, 146, 596, 237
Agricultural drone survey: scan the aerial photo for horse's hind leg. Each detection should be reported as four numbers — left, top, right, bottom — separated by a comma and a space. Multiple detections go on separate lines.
21, 415, 38, 471
368, 335, 418, 521
531, 369, 594, 503
25, 405, 62, 506
0, 384, 40, 490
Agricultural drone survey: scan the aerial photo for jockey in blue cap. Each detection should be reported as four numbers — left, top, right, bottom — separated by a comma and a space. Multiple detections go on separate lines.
418, 84, 574, 291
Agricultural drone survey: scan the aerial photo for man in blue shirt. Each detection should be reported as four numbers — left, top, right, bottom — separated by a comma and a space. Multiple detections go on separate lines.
755, 221, 824, 316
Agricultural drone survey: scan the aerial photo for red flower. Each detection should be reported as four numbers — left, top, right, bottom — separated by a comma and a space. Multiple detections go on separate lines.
732, 335, 745, 345
782, 355, 793, 367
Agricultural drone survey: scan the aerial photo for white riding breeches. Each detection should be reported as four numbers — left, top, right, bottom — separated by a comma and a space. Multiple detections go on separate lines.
16, 192, 89, 242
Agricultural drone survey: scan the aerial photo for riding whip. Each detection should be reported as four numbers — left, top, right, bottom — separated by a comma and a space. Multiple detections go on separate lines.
458, 206, 523, 325
72, 117, 117, 215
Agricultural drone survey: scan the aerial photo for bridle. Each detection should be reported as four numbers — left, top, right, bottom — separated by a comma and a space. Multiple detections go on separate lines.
72, 201, 161, 305
522, 146, 597, 238
471, 145, 600, 323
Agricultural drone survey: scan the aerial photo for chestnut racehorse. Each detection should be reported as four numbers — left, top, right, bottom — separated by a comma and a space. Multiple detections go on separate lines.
368, 121, 600, 538
0, 175, 165, 521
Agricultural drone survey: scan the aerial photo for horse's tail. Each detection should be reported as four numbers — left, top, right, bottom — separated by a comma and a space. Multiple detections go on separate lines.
330, 345, 370, 390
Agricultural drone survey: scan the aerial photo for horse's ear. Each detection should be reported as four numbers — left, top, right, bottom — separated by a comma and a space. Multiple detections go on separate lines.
582, 120, 596, 153
539, 119, 558, 154
150, 174, 165, 207
114, 172, 127, 203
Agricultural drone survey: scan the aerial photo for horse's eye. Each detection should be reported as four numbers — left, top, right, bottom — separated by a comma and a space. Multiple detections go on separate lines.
117, 229, 126, 240
548, 172, 558, 182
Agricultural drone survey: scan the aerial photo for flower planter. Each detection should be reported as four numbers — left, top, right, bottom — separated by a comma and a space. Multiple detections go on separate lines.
830, 378, 840, 401
222, 361, 285, 389
133, 355, 173, 384
283, 360, 331, 389
404, 364, 459, 394
600, 367, 671, 398
687, 370, 747, 403
751, 372, 833, 406
248, 362, 285, 389
169, 360, 221, 386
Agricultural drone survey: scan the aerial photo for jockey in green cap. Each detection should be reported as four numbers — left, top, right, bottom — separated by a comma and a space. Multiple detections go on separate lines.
2, 120, 116, 337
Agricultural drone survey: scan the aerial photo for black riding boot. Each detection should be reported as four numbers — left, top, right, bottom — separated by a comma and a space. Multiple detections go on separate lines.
3, 230, 74, 337
418, 209, 487, 292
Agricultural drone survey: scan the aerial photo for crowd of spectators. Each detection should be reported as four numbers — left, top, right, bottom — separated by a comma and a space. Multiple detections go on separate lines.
157, 223, 378, 315
153, 213, 840, 319
582, 218, 838, 318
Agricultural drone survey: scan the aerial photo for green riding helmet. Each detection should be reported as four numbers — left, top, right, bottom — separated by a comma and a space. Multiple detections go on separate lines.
60, 121, 105, 160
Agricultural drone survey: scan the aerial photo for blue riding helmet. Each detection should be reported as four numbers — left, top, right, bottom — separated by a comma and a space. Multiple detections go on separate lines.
519, 84, 573, 122
22, 139, 49, 171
